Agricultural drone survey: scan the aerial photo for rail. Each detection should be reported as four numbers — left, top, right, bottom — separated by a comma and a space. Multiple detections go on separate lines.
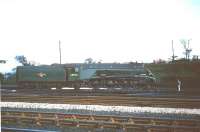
2, 111, 200, 132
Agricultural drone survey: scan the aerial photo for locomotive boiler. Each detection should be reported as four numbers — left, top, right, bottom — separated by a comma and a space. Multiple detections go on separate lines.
16, 63, 156, 89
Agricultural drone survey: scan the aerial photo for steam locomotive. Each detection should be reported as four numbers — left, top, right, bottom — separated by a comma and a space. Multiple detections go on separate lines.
16, 63, 156, 89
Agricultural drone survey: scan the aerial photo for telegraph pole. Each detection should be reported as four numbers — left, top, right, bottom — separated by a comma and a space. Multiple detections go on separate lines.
187, 39, 192, 61
172, 40, 175, 62
59, 40, 62, 64
171, 40, 177, 62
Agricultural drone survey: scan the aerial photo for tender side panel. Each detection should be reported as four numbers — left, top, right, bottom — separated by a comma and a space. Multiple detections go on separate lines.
17, 66, 66, 88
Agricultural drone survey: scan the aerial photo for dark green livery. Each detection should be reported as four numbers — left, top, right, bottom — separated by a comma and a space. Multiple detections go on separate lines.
16, 63, 156, 89
17, 66, 66, 82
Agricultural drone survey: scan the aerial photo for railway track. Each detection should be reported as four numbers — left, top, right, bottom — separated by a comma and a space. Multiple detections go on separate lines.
2, 84, 200, 97
2, 111, 200, 132
2, 95, 200, 108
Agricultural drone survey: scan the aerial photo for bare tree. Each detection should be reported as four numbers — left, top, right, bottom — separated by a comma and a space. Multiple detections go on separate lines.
180, 39, 192, 61
0, 60, 6, 64
15, 55, 27, 65
0, 60, 6, 81
0, 72, 3, 82
84, 58, 94, 64
15, 56, 37, 66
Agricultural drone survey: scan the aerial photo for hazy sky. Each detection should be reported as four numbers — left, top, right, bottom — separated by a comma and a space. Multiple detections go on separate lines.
0, 0, 200, 72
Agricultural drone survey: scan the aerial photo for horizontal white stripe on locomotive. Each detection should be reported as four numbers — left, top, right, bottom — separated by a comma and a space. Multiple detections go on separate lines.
1, 102, 200, 115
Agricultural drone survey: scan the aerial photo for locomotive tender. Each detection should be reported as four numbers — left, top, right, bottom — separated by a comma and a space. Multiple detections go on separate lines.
16, 63, 156, 89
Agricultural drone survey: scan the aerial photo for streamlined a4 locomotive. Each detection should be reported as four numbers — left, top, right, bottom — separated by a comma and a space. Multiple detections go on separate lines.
16, 63, 156, 89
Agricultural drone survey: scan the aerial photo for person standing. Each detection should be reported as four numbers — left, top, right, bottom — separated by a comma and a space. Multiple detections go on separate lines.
177, 79, 181, 92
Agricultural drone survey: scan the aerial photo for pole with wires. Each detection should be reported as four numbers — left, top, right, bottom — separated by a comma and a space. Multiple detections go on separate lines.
59, 40, 62, 64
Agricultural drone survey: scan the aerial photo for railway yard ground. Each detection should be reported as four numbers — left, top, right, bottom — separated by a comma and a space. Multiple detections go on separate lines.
1, 86, 200, 132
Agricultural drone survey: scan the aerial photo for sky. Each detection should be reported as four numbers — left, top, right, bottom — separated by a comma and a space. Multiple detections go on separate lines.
0, 0, 200, 73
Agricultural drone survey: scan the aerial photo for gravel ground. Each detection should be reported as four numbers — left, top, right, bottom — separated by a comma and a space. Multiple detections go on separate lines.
1, 102, 200, 120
